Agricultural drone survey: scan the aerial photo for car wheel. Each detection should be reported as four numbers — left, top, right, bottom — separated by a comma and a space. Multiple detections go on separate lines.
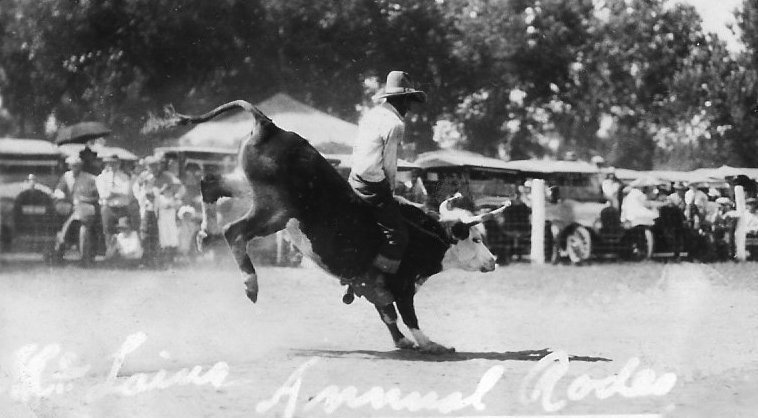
566, 226, 592, 264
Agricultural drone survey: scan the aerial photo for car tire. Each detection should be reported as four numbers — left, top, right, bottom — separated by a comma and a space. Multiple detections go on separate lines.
566, 226, 592, 265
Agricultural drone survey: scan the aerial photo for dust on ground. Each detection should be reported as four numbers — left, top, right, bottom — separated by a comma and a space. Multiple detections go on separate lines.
0, 260, 756, 417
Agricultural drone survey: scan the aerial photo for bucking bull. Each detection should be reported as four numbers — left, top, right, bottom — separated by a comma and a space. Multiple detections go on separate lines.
150, 100, 506, 354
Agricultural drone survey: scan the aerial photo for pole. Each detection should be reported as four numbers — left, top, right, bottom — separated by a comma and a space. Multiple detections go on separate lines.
735, 185, 747, 261
530, 179, 546, 264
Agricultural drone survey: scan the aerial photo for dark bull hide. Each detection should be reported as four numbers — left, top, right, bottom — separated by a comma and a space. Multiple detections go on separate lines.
156, 100, 504, 354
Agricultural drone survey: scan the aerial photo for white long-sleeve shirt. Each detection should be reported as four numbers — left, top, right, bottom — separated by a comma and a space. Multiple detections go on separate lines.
350, 102, 405, 187
96, 167, 132, 207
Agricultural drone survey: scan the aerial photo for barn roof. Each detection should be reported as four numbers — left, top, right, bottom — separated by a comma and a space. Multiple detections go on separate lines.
177, 93, 357, 154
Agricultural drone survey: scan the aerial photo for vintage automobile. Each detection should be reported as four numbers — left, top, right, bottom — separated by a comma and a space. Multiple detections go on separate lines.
413, 150, 556, 263
153, 145, 238, 176
500, 159, 657, 264
0, 138, 66, 254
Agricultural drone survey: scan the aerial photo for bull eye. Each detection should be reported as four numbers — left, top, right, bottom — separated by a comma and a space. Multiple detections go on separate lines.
473, 237, 482, 244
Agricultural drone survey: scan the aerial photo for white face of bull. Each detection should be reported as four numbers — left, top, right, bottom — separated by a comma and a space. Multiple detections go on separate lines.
438, 195, 508, 273
442, 221, 497, 272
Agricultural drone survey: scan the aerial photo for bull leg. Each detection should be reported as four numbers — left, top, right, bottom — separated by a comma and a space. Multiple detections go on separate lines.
223, 210, 288, 303
395, 295, 455, 354
375, 305, 415, 349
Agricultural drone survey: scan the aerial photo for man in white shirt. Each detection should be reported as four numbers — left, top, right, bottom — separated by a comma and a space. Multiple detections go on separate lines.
684, 183, 709, 221
97, 154, 134, 253
347, 71, 426, 306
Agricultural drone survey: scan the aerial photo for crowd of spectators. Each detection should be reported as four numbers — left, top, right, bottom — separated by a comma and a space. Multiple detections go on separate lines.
52, 151, 205, 268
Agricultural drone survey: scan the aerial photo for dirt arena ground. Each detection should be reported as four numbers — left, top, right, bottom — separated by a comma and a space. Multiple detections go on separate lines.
0, 258, 757, 417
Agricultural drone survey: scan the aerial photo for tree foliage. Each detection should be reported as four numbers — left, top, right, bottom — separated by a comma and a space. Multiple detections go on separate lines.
0, 0, 756, 168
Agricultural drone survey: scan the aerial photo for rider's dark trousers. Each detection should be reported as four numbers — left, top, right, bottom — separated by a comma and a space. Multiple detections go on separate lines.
348, 174, 408, 274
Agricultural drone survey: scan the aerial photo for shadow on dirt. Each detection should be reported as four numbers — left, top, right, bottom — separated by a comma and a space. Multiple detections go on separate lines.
291, 348, 611, 363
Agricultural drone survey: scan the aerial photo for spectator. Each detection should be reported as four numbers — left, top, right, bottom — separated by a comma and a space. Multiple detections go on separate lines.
745, 198, 758, 233
53, 155, 100, 265
666, 182, 687, 212
164, 154, 181, 178
601, 170, 623, 209
96, 154, 135, 256
621, 184, 657, 226
132, 156, 161, 267
106, 217, 143, 262
154, 156, 185, 266
684, 183, 708, 220
182, 162, 203, 208
177, 205, 200, 261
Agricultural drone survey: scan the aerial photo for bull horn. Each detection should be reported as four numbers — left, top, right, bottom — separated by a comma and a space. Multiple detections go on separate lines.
464, 201, 511, 226
439, 192, 463, 218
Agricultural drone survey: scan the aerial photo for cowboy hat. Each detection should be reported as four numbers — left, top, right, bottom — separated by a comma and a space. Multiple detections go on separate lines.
373, 71, 426, 103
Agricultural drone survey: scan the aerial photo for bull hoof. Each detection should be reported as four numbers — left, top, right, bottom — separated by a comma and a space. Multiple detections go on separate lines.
419, 342, 455, 355
244, 273, 259, 303
395, 337, 416, 350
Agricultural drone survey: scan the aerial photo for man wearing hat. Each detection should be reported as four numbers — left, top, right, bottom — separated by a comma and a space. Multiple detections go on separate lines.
53, 155, 100, 264
97, 154, 135, 255
666, 182, 687, 212
347, 70, 426, 306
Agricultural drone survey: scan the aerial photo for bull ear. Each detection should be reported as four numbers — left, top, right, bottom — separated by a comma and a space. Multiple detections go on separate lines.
450, 221, 470, 241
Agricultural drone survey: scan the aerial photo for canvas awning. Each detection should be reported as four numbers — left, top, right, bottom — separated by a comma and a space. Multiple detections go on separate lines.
58, 143, 138, 161
177, 93, 357, 154
414, 150, 515, 172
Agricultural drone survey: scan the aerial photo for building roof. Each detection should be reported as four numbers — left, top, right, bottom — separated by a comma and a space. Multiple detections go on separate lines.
499, 159, 599, 174
0, 138, 62, 156
177, 93, 357, 154
58, 143, 138, 161
323, 153, 419, 171
414, 150, 515, 171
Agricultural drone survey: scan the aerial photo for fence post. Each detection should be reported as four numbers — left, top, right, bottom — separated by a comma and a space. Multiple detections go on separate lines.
735, 185, 747, 261
530, 179, 546, 265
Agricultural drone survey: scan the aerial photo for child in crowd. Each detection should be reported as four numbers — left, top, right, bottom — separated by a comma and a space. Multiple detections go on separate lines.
106, 217, 143, 262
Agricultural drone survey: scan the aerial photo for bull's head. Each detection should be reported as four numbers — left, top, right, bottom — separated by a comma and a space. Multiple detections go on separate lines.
438, 193, 509, 272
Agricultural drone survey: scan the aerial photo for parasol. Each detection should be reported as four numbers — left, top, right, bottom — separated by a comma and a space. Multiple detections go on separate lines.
55, 121, 111, 145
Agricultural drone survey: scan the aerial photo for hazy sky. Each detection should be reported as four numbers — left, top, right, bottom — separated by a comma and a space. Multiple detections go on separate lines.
680, 0, 743, 51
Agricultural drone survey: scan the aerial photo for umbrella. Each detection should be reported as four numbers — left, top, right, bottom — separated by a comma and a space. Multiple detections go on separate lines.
55, 121, 111, 145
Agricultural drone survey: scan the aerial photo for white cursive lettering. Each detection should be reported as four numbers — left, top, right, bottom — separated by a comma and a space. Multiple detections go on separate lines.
520, 351, 677, 412
86, 332, 230, 401
256, 357, 504, 417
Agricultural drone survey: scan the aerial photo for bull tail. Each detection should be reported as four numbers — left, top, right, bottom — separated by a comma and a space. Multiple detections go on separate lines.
142, 100, 270, 133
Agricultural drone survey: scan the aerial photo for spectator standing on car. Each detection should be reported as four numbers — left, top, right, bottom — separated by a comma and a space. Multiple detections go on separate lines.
602, 170, 623, 209
96, 154, 135, 256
